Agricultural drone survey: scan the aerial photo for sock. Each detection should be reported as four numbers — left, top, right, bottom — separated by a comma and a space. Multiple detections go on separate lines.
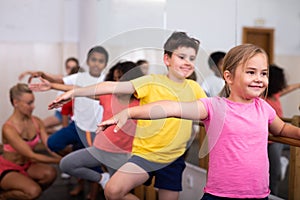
99, 172, 110, 189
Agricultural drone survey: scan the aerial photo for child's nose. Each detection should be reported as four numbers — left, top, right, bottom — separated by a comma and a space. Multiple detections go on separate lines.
184, 58, 193, 66
254, 74, 263, 82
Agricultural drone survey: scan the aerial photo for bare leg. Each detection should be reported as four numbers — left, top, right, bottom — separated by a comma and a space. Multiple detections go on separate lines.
43, 116, 61, 128
158, 189, 179, 200
43, 116, 61, 135
87, 182, 99, 200
69, 179, 84, 196
0, 171, 42, 199
105, 162, 149, 200
27, 163, 57, 190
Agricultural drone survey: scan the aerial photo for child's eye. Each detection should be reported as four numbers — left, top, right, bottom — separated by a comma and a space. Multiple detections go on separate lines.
189, 57, 196, 62
261, 72, 268, 76
246, 71, 255, 75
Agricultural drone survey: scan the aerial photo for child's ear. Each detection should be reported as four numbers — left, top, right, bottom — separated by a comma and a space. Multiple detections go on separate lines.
223, 70, 233, 84
163, 54, 171, 67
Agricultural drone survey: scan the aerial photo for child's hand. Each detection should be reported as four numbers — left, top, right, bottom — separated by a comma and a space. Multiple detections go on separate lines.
19, 71, 43, 82
96, 109, 129, 134
28, 77, 51, 91
48, 91, 73, 110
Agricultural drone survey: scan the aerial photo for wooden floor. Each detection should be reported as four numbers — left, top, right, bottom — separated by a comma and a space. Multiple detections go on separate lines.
38, 165, 106, 200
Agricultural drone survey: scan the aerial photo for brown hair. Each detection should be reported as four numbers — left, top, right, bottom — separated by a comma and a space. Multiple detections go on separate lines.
9, 83, 32, 106
219, 44, 268, 97
163, 32, 200, 57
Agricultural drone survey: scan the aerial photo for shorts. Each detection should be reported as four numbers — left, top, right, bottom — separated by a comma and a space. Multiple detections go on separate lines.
47, 121, 84, 153
0, 156, 31, 182
54, 110, 63, 122
47, 121, 97, 153
128, 155, 186, 191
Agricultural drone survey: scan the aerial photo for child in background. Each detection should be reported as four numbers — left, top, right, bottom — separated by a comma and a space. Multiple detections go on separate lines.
60, 66, 82, 128
47, 31, 206, 200
59, 61, 144, 189
97, 44, 300, 200
28, 46, 109, 200
136, 59, 149, 75
266, 64, 300, 195
201, 51, 226, 97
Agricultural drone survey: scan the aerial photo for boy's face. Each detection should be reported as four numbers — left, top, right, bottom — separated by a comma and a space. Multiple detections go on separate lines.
164, 46, 196, 82
87, 52, 107, 77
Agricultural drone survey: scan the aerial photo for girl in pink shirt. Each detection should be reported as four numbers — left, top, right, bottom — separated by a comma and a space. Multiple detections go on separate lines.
98, 44, 300, 199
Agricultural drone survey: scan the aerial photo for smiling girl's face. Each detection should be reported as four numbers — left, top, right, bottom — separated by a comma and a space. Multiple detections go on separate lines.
225, 53, 269, 103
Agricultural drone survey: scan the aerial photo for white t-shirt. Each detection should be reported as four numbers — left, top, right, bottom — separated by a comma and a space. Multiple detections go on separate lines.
63, 72, 104, 132
201, 75, 225, 97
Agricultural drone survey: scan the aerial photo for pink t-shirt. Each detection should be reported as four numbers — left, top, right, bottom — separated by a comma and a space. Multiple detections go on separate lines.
93, 94, 139, 153
200, 97, 276, 198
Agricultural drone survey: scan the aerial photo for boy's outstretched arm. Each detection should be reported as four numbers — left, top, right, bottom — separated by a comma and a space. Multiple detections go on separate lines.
48, 81, 135, 109
97, 100, 207, 133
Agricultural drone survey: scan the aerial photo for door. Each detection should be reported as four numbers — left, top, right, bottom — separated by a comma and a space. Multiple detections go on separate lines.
242, 27, 274, 64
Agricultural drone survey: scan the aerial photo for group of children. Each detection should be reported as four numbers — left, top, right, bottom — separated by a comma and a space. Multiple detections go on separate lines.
1, 30, 300, 200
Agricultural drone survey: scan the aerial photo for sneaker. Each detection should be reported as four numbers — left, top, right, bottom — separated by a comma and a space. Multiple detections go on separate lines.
61, 172, 71, 179
99, 172, 110, 189
280, 156, 289, 181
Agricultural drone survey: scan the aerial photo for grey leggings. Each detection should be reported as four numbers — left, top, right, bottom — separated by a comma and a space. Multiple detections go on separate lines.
59, 147, 130, 182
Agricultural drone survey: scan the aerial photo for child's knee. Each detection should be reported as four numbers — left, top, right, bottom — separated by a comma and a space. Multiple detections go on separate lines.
104, 181, 124, 200
59, 156, 73, 173
47, 136, 63, 153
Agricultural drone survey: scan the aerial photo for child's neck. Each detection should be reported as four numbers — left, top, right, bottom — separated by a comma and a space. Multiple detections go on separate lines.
89, 71, 102, 78
227, 94, 254, 104
166, 73, 185, 83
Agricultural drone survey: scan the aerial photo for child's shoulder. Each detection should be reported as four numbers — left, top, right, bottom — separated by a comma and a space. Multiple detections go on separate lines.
255, 97, 270, 106
185, 78, 200, 87
255, 97, 276, 110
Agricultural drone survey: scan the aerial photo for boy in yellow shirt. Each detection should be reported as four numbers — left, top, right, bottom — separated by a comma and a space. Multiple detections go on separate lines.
43, 31, 206, 200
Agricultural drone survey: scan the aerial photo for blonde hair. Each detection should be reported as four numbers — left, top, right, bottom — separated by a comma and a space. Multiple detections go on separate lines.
219, 44, 269, 97
9, 83, 32, 106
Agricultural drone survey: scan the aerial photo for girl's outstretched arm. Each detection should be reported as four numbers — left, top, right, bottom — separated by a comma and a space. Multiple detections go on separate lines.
270, 116, 300, 139
48, 81, 135, 109
97, 99, 207, 133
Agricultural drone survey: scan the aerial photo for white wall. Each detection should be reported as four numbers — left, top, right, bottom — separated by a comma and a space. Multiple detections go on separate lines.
0, 0, 80, 143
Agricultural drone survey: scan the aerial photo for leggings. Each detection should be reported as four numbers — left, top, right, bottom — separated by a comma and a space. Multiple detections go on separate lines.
59, 146, 130, 182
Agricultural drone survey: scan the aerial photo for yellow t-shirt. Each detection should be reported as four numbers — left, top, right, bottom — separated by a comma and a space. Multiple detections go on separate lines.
130, 74, 206, 163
